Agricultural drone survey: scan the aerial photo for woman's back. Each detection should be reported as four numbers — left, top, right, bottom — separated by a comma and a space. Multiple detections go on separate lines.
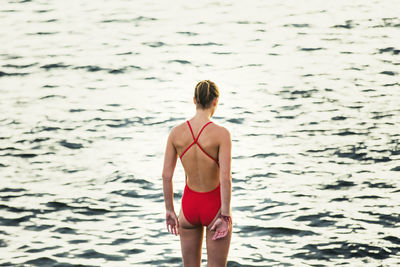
173, 118, 222, 192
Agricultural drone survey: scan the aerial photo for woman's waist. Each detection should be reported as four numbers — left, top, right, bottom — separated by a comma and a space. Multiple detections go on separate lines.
185, 177, 220, 194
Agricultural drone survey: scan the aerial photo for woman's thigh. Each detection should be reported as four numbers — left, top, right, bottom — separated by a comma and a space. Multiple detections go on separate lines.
205, 223, 232, 267
179, 208, 204, 267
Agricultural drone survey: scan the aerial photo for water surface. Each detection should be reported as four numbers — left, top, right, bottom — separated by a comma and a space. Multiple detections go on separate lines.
1, 0, 399, 266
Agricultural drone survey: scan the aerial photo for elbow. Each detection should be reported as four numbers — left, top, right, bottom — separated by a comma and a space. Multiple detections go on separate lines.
220, 175, 231, 189
162, 173, 172, 182
219, 172, 231, 183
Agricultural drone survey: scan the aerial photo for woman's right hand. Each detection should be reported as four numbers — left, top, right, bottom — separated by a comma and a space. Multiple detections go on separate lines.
165, 210, 179, 236
210, 217, 231, 240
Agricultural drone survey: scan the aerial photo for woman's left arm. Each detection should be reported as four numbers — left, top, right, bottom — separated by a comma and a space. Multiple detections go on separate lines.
162, 128, 179, 235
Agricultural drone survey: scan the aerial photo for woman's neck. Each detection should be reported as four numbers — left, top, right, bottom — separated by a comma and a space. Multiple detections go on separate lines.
194, 108, 212, 121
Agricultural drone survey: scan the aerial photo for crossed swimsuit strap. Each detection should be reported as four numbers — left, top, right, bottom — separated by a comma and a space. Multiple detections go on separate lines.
179, 120, 219, 166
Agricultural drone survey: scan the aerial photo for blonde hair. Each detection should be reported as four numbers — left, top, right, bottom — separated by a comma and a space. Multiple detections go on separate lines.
194, 80, 219, 108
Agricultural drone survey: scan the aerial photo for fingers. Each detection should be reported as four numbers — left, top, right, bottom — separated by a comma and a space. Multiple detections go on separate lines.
172, 224, 177, 236
212, 230, 228, 240
174, 217, 180, 235
210, 219, 229, 240
165, 211, 179, 236
166, 220, 179, 236
212, 232, 218, 240
210, 219, 219, 231
213, 231, 227, 240
210, 223, 216, 231
167, 223, 176, 235
172, 225, 179, 236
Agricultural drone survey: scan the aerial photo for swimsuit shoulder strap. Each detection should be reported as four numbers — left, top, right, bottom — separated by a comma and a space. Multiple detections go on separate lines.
180, 120, 219, 166
186, 120, 196, 140
190, 120, 213, 141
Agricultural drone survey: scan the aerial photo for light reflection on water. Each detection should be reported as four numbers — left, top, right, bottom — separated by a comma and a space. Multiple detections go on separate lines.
1, 0, 400, 266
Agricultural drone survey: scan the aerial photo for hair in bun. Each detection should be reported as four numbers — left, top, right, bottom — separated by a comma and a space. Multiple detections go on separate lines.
194, 80, 219, 108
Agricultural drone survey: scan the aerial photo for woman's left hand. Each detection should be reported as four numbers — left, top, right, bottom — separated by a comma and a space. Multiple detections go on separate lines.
165, 210, 179, 236
210, 217, 230, 240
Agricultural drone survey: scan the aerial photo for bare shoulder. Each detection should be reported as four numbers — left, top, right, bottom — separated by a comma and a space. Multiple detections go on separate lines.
212, 123, 231, 140
168, 121, 188, 140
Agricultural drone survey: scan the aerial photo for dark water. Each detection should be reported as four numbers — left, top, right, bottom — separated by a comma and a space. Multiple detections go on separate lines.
1, 0, 400, 266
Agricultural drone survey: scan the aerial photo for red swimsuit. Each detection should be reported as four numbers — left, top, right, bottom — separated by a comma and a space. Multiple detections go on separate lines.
180, 120, 220, 226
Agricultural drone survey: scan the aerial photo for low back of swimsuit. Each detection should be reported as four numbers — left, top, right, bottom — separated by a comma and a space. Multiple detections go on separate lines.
180, 120, 221, 226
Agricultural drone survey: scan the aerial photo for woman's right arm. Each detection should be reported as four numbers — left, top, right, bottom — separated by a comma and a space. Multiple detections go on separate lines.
162, 128, 179, 235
